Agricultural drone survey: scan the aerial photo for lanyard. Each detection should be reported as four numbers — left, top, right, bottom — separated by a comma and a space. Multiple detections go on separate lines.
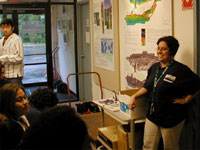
152, 61, 173, 103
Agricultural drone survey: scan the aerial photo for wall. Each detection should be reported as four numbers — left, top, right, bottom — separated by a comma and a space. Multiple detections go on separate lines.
173, 0, 194, 70
91, 0, 195, 100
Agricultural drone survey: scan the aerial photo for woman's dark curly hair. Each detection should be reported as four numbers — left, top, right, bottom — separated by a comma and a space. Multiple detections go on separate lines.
28, 88, 58, 111
157, 36, 179, 57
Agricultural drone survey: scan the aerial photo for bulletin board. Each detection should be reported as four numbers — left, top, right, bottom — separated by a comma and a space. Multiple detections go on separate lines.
90, 0, 120, 91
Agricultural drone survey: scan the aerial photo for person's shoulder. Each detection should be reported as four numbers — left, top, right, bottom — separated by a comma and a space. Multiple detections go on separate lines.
149, 61, 159, 70
12, 33, 19, 37
173, 61, 200, 79
0, 119, 24, 134
11, 34, 23, 44
26, 104, 41, 118
173, 61, 191, 71
0, 37, 4, 43
10, 33, 21, 40
152, 61, 160, 66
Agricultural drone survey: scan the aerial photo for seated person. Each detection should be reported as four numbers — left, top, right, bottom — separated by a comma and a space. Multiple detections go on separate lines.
0, 83, 30, 149
0, 118, 24, 149
0, 83, 29, 130
25, 88, 58, 124
19, 105, 91, 150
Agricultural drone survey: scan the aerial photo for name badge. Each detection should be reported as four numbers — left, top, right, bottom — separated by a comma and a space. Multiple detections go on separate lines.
163, 74, 176, 83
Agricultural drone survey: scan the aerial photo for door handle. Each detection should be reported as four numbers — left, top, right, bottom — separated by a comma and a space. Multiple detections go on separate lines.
81, 54, 85, 58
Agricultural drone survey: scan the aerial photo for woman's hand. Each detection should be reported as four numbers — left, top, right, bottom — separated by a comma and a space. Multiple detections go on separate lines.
129, 88, 148, 110
129, 95, 136, 110
173, 98, 186, 104
173, 95, 192, 104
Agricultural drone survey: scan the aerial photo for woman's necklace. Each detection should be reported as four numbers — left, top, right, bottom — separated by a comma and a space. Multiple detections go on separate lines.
150, 61, 174, 115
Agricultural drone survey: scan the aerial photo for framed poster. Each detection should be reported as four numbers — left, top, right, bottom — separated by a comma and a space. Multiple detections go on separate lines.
92, 0, 114, 71
91, 0, 120, 91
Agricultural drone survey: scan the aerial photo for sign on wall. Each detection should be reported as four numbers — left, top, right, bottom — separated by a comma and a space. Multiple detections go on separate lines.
182, 0, 193, 10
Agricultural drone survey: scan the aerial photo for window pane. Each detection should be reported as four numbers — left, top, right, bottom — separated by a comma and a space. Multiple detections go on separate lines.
24, 55, 46, 64
23, 64, 47, 84
24, 44, 46, 55
19, 13, 47, 84
19, 14, 46, 46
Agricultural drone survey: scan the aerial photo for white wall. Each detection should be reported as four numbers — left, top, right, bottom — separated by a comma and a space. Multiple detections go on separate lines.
173, 0, 194, 70
91, 0, 195, 100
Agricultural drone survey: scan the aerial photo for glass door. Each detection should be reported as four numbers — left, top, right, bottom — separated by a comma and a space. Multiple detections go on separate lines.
1, 4, 53, 87
19, 13, 47, 84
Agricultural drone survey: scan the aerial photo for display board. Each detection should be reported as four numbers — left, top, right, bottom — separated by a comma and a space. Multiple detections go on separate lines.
119, 0, 173, 90
91, 0, 120, 91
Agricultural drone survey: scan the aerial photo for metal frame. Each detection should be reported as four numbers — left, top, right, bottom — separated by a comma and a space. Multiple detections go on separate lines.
0, 1, 79, 89
67, 72, 103, 106
194, 0, 200, 76
1, 3, 53, 88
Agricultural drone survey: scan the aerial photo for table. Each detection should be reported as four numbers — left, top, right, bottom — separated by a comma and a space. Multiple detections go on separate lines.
93, 97, 148, 150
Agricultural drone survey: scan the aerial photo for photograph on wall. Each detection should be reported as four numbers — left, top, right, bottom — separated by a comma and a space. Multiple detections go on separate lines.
94, 12, 100, 26
93, 0, 114, 71
119, 0, 172, 90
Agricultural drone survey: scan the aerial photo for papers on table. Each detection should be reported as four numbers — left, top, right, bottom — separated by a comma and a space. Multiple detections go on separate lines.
94, 98, 120, 112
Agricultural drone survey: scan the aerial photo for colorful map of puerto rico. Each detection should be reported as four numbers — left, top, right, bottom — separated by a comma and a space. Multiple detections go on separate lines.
125, 0, 161, 25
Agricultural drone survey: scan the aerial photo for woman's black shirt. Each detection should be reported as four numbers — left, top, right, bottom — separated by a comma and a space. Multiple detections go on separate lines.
143, 61, 200, 128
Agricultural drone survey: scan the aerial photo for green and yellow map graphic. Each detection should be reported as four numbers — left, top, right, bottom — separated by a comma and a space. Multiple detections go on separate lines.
125, 0, 160, 25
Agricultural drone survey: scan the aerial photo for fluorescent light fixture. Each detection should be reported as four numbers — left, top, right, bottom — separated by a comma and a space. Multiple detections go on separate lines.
0, 0, 7, 2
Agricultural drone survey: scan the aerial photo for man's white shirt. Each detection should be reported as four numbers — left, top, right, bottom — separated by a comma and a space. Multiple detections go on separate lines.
0, 33, 24, 78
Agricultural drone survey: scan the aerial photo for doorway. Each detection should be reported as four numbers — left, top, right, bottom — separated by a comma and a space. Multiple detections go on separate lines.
0, 2, 80, 102
1, 4, 53, 88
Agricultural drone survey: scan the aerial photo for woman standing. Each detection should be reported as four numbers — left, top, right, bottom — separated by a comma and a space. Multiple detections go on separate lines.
129, 36, 200, 150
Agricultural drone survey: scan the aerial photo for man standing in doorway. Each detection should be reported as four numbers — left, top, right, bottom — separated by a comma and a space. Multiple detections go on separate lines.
0, 18, 24, 86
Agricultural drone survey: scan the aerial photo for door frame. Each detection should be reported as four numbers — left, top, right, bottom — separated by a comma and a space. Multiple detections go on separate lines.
1, 3, 53, 88
77, 0, 92, 100
194, 0, 200, 76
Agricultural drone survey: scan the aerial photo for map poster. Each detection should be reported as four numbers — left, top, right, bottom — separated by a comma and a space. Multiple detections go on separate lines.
119, 0, 172, 90
92, 0, 114, 71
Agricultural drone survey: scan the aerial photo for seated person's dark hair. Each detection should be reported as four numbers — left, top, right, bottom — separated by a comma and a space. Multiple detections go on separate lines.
19, 105, 90, 150
26, 88, 59, 124
28, 88, 58, 111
